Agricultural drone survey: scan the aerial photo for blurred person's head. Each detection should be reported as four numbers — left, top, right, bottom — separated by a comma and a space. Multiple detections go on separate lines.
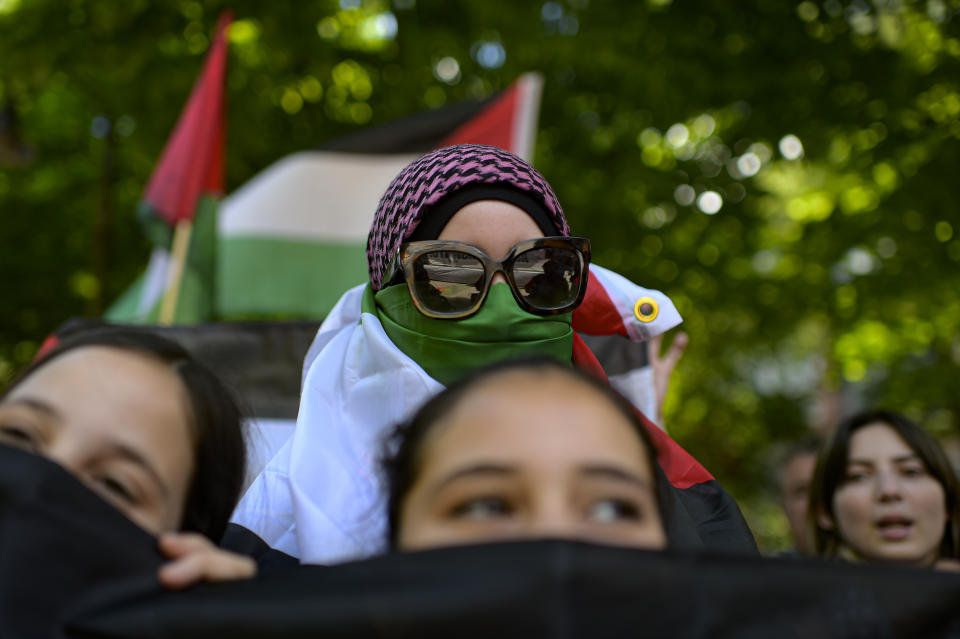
776, 439, 819, 554
383, 358, 667, 551
0, 328, 246, 541
809, 410, 960, 566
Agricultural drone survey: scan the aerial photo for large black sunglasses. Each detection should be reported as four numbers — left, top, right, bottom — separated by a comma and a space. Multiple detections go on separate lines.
385, 236, 591, 319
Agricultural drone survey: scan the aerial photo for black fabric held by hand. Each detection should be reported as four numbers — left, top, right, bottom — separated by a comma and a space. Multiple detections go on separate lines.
0, 444, 163, 639
68, 540, 960, 639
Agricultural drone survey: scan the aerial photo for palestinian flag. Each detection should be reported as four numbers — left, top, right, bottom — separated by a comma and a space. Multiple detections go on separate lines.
106, 12, 232, 324
107, 73, 543, 322
215, 72, 545, 319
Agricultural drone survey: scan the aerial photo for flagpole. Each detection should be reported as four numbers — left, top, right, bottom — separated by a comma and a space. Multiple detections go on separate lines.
158, 220, 193, 325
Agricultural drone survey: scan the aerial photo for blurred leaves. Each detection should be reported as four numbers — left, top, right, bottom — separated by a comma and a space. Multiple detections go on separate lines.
2, 0, 959, 549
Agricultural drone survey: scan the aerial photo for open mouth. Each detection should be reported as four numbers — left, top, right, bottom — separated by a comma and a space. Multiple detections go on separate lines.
875, 515, 914, 540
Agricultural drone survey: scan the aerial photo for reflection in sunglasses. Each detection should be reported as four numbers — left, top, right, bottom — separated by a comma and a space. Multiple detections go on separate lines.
395, 237, 590, 319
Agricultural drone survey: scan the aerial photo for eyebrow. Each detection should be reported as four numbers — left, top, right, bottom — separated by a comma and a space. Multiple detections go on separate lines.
578, 465, 650, 489
428, 462, 651, 496
430, 463, 516, 497
3, 396, 62, 420
847, 454, 923, 466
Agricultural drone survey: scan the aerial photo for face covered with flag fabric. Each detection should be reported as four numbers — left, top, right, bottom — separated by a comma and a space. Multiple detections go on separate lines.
364, 145, 590, 384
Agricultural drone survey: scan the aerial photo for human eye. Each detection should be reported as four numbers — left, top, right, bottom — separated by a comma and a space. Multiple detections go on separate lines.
93, 474, 139, 506
449, 496, 513, 520
587, 498, 642, 523
0, 422, 41, 452
900, 463, 928, 478
843, 466, 870, 483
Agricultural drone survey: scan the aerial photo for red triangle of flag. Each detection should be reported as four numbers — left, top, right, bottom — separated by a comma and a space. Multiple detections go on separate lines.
439, 73, 542, 160
143, 11, 232, 226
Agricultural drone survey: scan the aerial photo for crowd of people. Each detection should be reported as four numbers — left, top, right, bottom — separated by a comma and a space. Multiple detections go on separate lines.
1, 144, 957, 628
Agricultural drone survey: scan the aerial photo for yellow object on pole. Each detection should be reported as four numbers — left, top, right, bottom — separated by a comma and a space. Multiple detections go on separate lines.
158, 219, 194, 325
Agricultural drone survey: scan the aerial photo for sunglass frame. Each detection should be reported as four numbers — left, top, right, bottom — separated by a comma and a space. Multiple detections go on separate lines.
388, 236, 591, 319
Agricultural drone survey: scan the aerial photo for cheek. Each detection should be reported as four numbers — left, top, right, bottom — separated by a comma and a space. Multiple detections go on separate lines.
911, 482, 948, 525
832, 486, 872, 530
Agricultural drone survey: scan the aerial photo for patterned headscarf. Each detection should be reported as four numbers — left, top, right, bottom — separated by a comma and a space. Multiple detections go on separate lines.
366, 144, 570, 290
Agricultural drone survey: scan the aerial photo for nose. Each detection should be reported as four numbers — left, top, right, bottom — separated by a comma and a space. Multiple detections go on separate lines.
525, 497, 578, 539
46, 440, 82, 475
875, 470, 903, 502
490, 264, 509, 286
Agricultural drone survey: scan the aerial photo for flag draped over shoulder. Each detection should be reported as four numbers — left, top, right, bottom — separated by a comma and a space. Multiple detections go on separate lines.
106, 11, 232, 324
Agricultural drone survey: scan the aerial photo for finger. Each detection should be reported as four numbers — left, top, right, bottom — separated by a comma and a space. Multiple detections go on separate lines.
158, 532, 214, 558
158, 551, 256, 590
648, 333, 664, 364
663, 332, 689, 367
935, 559, 960, 572
158, 553, 207, 590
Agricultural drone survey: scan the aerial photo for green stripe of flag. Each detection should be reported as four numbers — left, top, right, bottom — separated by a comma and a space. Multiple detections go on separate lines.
216, 236, 369, 318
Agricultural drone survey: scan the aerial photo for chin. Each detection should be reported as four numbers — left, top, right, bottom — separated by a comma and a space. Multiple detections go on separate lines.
860, 545, 938, 566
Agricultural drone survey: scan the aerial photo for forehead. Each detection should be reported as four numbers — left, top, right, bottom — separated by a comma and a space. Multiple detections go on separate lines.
783, 451, 817, 482
437, 200, 544, 244
13, 346, 173, 394
422, 370, 651, 472
8, 346, 192, 435
848, 422, 917, 460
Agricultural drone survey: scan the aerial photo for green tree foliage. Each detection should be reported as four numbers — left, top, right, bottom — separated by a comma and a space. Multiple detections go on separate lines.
1, 0, 958, 548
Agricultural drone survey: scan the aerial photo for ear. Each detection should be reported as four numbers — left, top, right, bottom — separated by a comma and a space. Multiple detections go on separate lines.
816, 508, 835, 531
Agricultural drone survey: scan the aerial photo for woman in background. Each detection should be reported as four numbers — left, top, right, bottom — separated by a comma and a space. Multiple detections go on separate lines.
809, 410, 960, 568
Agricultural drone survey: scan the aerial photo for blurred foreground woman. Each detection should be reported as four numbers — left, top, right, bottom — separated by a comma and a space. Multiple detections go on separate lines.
384, 358, 667, 551
0, 328, 255, 587
809, 410, 960, 568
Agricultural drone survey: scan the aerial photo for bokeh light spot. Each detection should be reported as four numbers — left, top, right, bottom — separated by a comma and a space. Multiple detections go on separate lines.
779, 134, 804, 159
697, 190, 723, 214
692, 114, 716, 137
299, 76, 323, 102
674, 184, 696, 206
876, 236, 897, 258
434, 56, 461, 84
281, 89, 303, 114
474, 41, 506, 69
541, 2, 563, 21
638, 127, 661, 148
935, 221, 954, 242
748, 142, 773, 163
228, 19, 260, 44
665, 123, 690, 147
796, 1, 819, 21
360, 12, 398, 41
736, 152, 762, 177
317, 17, 339, 40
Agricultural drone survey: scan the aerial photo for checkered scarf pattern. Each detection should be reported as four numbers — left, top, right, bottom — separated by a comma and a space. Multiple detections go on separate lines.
366, 144, 570, 290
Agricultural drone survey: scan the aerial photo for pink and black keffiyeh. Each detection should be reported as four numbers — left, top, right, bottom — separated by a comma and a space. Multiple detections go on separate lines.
366, 144, 571, 290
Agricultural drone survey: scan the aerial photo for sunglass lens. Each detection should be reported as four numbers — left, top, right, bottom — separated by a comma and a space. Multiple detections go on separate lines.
512, 247, 583, 310
412, 251, 486, 314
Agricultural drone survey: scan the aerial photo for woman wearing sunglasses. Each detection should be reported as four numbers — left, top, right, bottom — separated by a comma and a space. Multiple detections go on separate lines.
233, 144, 752, 564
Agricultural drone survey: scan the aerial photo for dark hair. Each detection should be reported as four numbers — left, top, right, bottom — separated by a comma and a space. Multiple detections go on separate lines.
808, 409, 960, 560
4, 328, 246, 542
381, 357, 663, 547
